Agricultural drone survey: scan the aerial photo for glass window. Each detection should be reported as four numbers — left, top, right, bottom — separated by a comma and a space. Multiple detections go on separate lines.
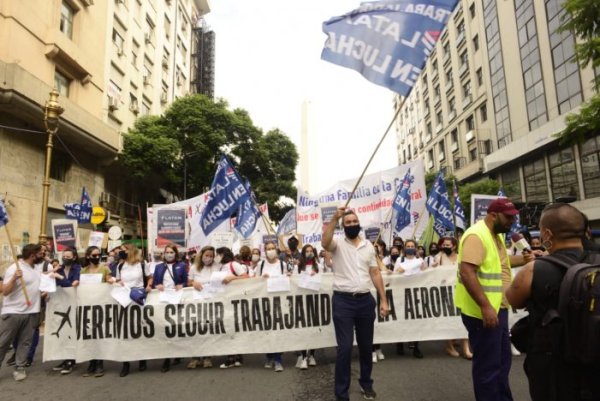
142, 101, 151, 115
466, 115, 475, 131
112, 29, 124, 48
60, 1, 74, 39
476, 68, 483, 86
50, 152, 68, 182
579, 136, 600, 198
501, 166, 522, 202
480, 103, 488, 122
469, 3, 476, 18
469, 147, 477, 162
472, 35, 479, 51
523, 157, 549, 202
549, 147, 580, 200
54, 70, 70, 97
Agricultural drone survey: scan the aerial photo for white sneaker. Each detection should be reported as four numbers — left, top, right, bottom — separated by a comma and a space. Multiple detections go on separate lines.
511, 344, 521, 356
274, 362, 284, 372
372, 352, 378, 363
300, 358, 308, 370
295, 355, 303, 369
376, 349, 385, 361
264, 360, 273, 369
308, 355, 317, 366
13, 368, 26, 381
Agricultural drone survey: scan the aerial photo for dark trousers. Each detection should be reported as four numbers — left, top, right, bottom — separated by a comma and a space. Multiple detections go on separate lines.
0, 313, 40, 368
333, 292, 376, 400
462, 308, 513, 401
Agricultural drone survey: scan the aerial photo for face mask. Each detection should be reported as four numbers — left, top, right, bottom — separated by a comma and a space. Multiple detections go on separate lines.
251, 254, 260, 262
89, 256, 101, 265
344, 224, 361, 239
202, 256, 213, 266
405, 248, 417, 256
63, 258, 74, 266
442, 247, 453, 256
530, 246, 544, 251
118, 250, 127, 259
164, 254, 175, 262
430, 249, 439, 255
391, 254, 399, 262
288, 241, 298, 251
305, 252, 314, 259
266, 250, 277, 259
214, 255, 222, 264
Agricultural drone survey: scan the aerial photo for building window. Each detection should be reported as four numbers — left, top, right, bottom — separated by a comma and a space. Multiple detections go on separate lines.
449, 97, 456, 113
549, 147, 579, 200
164, 14, 171, 39
132, 41, 139, 68
472, 35, 479, 51
141, 101, 150, 115
112, 29, 124, 49
54, 70, 70, 97
480, 103, 488, 122
60, 1, 74, 39
469, 2, 476, 18
463, 81, 472, 98
500, 166, 522, 202
580, 135, 600, 198
466, 115, 475, 131
523, 157, 549, 202
476, 68, 483, 86
426, 122, 432, 136
50, 152, 68, 182
469, 147, 477, 162
436, 110, 443, 126
129, 94, 139, 113
460, 51, 468, 67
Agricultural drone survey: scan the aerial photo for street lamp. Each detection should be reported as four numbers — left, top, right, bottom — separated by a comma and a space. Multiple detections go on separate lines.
39, 89, 64, 244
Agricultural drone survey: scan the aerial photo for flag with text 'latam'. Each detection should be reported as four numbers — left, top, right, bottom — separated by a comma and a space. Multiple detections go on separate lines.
0, 199, 9, 228
277, 208, 297, 237
201, 155, 252, 236
426, 172, 454, 236
235, 179, 262, 239
392, 168, 412, 232
453, 180, 466, 231
321, 0, 459, 95
79, 187, 93, 224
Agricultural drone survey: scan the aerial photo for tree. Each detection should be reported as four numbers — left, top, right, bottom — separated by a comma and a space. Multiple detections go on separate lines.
457, 179, 501, 225
556, 0, 600, 145
120, 94, 299, 221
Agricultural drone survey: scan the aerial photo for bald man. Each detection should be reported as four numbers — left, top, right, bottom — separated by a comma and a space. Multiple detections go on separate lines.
507, 203, 600, 401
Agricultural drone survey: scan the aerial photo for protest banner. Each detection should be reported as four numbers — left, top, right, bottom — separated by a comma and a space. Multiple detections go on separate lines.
51, 219, 78, 252
470, 194, 498, 225
43, 266, 527, 362
156, 208, 186, 248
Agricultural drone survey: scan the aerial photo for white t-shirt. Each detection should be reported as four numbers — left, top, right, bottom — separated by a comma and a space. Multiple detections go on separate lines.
162, 263, 176, 289
192, 264, 221, 285
394, 257, 424, 276
219, 261, 248, 277
260, 259, 284, 277
117, 262, 145, 288
2, 261, 41, 314
329, 237, 377, 293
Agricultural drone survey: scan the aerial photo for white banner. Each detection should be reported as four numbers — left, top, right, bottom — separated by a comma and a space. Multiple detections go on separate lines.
43, 266, 527, 362
297, 160, 428, 248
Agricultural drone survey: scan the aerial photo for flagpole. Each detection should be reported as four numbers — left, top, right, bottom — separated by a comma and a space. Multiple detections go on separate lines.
2, 196, 31, 307
137, 204, 145, 258
410, 204, 428, 239
342, 97, 407, 209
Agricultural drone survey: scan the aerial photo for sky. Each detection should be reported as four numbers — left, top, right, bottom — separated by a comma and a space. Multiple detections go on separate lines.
207, 1, 399, 195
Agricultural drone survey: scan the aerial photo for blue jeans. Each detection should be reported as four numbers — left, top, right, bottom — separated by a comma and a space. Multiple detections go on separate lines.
266, 353, 282, 364
333, 292, 376, 400
462, 309, 513, 401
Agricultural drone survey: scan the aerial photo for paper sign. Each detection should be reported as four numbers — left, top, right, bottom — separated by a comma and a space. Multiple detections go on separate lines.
208, 271, 228, 293
88, 231, 106, 248
39, 274, 57, 293
79, 274, 103, 285
159, 289, 183, 304
111, 285, 132, 307
211, 232, 233, 249
298, 273, 321, 291
267, 276, 291, 293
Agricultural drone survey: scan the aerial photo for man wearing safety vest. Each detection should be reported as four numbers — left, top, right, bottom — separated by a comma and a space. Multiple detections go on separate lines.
455, 198, 533, 401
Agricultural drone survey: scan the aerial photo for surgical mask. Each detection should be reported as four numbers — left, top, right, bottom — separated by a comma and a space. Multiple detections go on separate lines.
118, 250, 127, 259
405, 248, 417, 256
214, 255, 222, 264
202, 256, 213, 266
305, 252, 314, 259
89, 256, 101, 265
251, 254, 260, 262
442, 248, 453, 256
266, 250, 277, 259
164, 254, 175, 262
344, 224, 361, 239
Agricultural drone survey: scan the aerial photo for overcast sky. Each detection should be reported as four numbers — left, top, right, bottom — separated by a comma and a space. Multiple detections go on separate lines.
207, 1, 399, 195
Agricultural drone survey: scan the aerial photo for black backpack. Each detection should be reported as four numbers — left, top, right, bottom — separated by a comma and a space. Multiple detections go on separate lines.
541, 252, 600, 365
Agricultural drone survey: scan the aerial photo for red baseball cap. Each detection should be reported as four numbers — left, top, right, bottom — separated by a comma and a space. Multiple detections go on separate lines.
487, 198, 519, 215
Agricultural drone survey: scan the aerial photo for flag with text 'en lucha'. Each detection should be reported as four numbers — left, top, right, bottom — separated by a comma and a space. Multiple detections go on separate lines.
392, 168, 413, 232
201, 155, 252, 236
277, 208, 297, 237
453, 180, 466, 231
0, 199, 8, 228
321, 0, 459, 95
235, 179, 262, 239
426, 172, 454, 236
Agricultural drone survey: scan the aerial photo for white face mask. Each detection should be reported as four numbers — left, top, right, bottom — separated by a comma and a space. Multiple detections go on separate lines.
305, 252, 314, 259
266, 250, 277, 260
164, 254, 175, 262
214, 255, 222, 264
251, 254, 260, 262
202, 256, 213, 266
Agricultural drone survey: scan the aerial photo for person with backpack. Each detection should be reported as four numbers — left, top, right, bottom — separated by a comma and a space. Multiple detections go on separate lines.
113, 243, 153, 377
507, 203, 600, 400
152, 244, 187, 373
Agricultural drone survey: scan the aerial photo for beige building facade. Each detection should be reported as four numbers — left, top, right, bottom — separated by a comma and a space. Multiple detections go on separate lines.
0, 0, 210, 259
395, 0, 600, 222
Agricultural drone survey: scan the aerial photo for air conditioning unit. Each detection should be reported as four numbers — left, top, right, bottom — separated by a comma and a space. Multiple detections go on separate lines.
427, 160, 434, 169
162, 56, 169, 68
438, 152, 446, 162
117, 46, 125, 57
145, 31, 154, 44
143, 75, 151, 85
451, 142, 459, 152
160, 93, 168, 104
129, 102, 139, 114
465, 130, 475, 143
108, 96, 119, 111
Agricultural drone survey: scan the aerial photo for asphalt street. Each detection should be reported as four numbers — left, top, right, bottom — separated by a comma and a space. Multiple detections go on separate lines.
0, 340, 529, 401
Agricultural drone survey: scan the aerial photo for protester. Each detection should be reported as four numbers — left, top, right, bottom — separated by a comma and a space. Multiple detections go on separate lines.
385, 246, 401, 271
238, 245, 252, 267
114, 243, 153, 377
435, 237, 472, 359
392, 237, 404, 251
295, 244, 320, 369
187, 246, 219, 369
282, 235, 301, 272
52, 247, 81, 375
322, 207, 389, 401
424, 242, 439, 268
319, 249, 333, 272
507, 203, 600, 400
455, 198, 533, 401
582, 213, 600, 253
248, 248, 262, 277
80, 246, 113, 377
217, 246, 248, 369
153, 244, 187, 372
0, 244, 43, 381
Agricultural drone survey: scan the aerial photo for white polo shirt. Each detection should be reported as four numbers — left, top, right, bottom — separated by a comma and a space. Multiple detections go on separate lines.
329, 236, 377, 293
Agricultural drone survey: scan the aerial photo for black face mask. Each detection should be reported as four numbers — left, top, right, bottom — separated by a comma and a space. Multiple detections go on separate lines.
405, 248, 417, 256
430, 249, 439, 256
391, 254, 399, 262
344, 224, 361, 239
530, 246, 544, 251
118, 250, 127, 259
62, 259, 74, 266
288, 240, 298, 251
442, 247, 453, 256
89, 256, 101, 265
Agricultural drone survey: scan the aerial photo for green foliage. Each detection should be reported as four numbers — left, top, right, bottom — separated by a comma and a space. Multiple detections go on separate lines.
457, 179, 501, 224
424, 171, 457, 194
120, 94, 299, 222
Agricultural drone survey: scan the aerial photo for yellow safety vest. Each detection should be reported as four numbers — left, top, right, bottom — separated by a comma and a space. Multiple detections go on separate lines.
454, 220, 508, 319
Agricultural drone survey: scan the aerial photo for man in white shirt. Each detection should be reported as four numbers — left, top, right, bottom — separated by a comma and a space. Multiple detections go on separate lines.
322, 208, 389, 401
0, 243, 43, 381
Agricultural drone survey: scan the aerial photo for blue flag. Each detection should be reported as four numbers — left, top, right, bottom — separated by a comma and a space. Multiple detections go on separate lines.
201, 155, 252, 236
235, 179, 262, 239
277, 208, 297, 237
79, 187, 93, 224
321, 0, 459, 95
426, 172, 454, 236
497, 187, 506, 197
0, 199, 9, 228
453, 180, 466, 230
392, 168, 412, 232
497, 187, 522, 238
64, 203, 80, 220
